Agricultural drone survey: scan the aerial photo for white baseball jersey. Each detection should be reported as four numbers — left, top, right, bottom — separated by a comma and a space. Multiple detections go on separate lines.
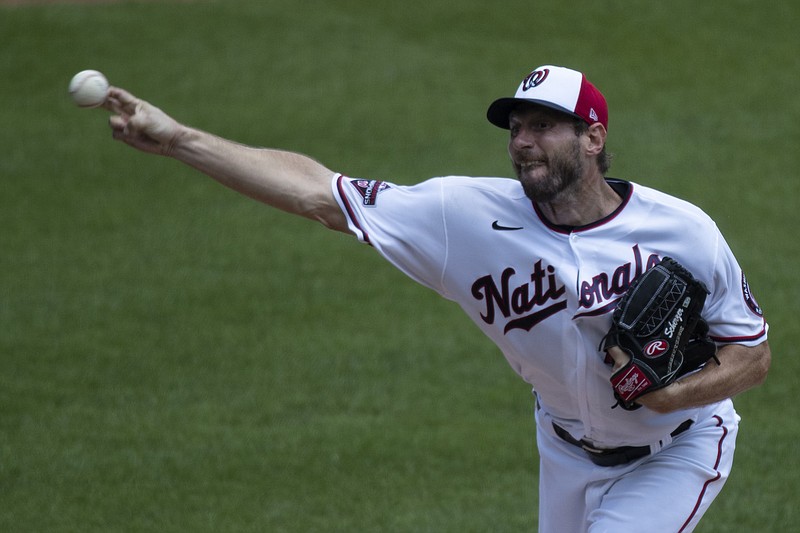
332, 174, 767, 448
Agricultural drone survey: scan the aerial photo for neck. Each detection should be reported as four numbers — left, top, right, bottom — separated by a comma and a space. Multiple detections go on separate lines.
535, 174, 622, 227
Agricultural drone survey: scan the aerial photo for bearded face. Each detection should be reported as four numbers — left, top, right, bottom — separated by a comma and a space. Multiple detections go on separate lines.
512, 133, 585, 203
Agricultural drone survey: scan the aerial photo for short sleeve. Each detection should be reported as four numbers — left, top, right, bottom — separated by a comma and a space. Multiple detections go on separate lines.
703, 231, 768, 345
332, 174, 449, 294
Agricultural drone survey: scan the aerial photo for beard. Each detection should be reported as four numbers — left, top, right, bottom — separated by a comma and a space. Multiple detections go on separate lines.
514, 138, 584, 203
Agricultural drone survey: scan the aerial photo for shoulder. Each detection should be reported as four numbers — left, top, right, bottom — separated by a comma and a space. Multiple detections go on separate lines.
379, 176, 527, 212
432, 176, 528, 206
335, 173, 526, 226
624, 181, 725, 280
423, 175, 525, 196
341, 175, 522, 198
628, 181, 717, 227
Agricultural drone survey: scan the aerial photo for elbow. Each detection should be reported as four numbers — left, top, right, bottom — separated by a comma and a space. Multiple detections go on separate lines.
302, 189, 351, 234
754, 340, 772, 386
307, 203, 351, 234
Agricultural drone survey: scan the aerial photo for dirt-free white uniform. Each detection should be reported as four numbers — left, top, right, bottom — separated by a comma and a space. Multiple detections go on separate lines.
333, 174, 767, 532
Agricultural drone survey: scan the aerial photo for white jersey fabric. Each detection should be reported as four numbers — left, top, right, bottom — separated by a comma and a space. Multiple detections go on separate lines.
333, 174, 767, 449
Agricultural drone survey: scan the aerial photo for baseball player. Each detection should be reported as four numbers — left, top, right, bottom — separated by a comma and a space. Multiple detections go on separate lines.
100, 64, 770, 532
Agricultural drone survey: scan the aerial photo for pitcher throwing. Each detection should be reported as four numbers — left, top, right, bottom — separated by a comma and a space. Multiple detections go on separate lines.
99, 64, 770, 532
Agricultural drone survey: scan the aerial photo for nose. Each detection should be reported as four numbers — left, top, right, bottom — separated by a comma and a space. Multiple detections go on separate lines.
510, 125, 536, 152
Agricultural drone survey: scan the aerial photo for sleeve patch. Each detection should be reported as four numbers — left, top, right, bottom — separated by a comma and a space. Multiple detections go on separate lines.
741, 272, 763, 317
349, 179, 390, 207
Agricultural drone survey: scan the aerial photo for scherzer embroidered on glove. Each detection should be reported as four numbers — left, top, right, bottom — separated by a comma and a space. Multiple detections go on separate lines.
600, 257, 720, 410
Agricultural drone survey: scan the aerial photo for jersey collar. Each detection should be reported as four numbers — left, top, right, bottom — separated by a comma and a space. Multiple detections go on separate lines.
532, 178, 633, 234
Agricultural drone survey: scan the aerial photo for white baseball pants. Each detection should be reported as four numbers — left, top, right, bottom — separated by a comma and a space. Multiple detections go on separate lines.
534, 400, 739, 532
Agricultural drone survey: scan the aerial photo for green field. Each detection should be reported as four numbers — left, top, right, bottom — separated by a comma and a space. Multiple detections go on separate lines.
2, 1, 798, 531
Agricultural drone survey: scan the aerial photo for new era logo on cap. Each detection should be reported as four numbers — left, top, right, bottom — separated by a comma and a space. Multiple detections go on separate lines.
487, 65, 608, 131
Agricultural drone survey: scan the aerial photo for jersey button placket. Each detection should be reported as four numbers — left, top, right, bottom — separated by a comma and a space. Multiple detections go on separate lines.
568, 231, 594, 433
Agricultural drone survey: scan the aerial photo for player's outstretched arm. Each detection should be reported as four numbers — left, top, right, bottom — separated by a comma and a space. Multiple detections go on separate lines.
103, 87, 349, 233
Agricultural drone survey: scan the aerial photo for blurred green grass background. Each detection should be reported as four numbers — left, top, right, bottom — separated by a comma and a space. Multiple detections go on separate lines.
1, 0, 797, 531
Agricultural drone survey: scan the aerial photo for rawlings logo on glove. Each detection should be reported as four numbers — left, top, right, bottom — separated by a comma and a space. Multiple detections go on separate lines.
600, 257, 720, 410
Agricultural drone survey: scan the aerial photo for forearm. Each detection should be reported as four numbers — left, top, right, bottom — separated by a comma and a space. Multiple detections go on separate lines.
104, 86, 349, 232
639, 340, 771, 413
169, 127, 346, 230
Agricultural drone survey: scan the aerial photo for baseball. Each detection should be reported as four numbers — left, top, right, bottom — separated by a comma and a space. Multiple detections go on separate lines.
68, 70, 109, 108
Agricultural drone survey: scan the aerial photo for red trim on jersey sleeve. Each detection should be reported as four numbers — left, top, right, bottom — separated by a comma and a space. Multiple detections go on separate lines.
335, 175, 371, 244
709, 321, 767, 344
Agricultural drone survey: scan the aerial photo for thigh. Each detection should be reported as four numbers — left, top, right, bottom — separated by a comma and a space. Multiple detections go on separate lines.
535, 411, 629, 533
537, 424, 596, 533
588, 403, 740, 533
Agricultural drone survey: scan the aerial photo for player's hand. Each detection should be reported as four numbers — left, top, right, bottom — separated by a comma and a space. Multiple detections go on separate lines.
606, 346, 630, 371
104, 87, 183, 156
605, 345, 678, 413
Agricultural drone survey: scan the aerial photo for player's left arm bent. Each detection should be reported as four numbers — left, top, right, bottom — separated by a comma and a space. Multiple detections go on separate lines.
637, 340, 771, 413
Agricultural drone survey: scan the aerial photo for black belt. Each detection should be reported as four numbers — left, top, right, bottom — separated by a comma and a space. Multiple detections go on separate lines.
552, 420, 693, 467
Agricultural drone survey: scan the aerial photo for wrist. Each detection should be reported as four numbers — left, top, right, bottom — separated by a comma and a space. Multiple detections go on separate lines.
162, 125, 193, 158
161, 126, 185, 157
638, 381, 683, 413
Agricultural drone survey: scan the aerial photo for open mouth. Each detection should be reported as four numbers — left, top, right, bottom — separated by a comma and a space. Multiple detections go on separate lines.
518, 160, 547, 170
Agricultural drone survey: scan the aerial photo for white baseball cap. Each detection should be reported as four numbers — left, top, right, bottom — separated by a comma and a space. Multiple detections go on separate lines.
487, 65, 608, 130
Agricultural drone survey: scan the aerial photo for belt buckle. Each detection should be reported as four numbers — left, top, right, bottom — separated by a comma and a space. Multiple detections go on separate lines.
580, 442, 609, 455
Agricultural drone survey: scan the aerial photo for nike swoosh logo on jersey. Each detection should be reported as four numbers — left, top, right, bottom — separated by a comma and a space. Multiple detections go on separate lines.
492, 220, 524, 231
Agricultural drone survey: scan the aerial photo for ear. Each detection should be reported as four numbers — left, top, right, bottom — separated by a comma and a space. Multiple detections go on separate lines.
584, 123, 607, 157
